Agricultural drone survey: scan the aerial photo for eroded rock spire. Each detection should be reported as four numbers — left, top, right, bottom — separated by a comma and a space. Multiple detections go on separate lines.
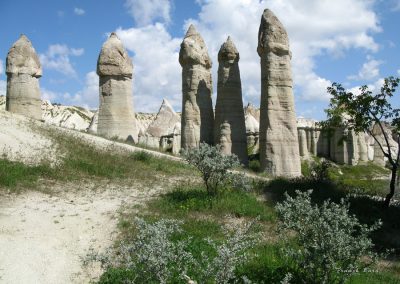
96, 32, 138, 141
257, 9, 301, 177
179, 24, 214, 149
6, 34, 42, 120
214, 36, 247, 164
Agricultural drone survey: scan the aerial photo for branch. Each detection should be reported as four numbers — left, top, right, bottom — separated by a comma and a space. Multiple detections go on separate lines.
366, 129, 390, 162
396, 135, 400, 166
369, 111, 394, 164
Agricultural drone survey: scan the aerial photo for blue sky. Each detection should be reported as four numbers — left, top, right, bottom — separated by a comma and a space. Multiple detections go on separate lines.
0, 0, 399, 120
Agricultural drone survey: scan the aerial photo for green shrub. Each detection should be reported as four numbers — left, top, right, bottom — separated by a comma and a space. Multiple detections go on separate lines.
131, 150, 152, 162
275, 190, 381, 284
90, 217, 259, 283
249, 160, 261, 173
182, 143, 240, 195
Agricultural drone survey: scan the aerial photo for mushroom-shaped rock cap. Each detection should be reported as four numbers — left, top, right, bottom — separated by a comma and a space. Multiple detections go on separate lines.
218, 36, 239, 62
257, 9, 290, 57
97, 32, 133, 76
6, 34, 42, 77
179, 24, 212, 69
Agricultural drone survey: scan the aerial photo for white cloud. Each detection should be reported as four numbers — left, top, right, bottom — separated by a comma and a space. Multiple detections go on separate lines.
124, 0, 172, 26
187, 0, 380, 105
397, 69, 400, 76
347, 77, 385, 97
74, 8, 85, 16
0, 59, 3, 76
391, 0, 400, 11
116, 23, 182, 112
348, 55, 383, 81
39, 44, 84, 77
0, 80, 5, 96
42, 71, 98, 109
67, 71, 99, 109
82, 0, 380, 115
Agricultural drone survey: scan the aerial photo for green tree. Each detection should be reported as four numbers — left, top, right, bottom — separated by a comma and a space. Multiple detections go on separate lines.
321, 77, 400, 207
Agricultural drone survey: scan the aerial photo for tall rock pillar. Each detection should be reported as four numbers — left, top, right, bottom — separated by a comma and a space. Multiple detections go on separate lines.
214, 37, 247, 164
97, 32, 138, 142
6, 35, 42, 120
257, 9, 301, 177
179, 24, 214, 149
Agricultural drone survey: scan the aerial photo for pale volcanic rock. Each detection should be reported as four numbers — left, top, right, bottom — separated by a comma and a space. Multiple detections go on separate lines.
147, 99, 180, 138
138, 99, 180, 149
88, 110, 98, 134
357, 133, 369, 162
244, 103, 260, 122
298, 128, 308, 157
172, 122, 181, 154
97, 32, 138, 142
245, 113, 260, 155
214, 37, 247, 164
179, 24, 214, 149
6, 35, 42, 120
41, 100, 94, 131
257, 9, 301, 177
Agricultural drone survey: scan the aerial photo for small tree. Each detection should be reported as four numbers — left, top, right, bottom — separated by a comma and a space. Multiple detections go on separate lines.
321, 77, 400, 207
276, 190, 381, 284
182, 143, 240, 195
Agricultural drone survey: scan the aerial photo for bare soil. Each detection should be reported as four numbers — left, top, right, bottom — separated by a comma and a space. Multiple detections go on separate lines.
0, 181, 160, 284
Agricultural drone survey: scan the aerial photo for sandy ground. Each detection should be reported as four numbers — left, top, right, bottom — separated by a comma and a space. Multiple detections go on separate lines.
0, 182, 160, 284
0, 112, 58, 165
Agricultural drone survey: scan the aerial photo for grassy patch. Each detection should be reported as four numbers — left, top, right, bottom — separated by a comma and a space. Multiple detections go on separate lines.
0, 129, 192, 190
328, 163, 391, 196
0, 159, 52, 189
147, 185, 275, 222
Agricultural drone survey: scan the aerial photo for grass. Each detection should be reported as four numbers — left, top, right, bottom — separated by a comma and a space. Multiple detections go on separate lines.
0, 128, 192, 191
110, 173, 400, 283
328, 162, 391, 196
0, 159, 53, 188
146, 185, 275, 221
2, 125, 399, 282
92, 149, 400, 283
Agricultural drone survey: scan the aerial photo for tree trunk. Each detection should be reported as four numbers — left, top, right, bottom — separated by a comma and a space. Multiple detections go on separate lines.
384, 165, 398, 208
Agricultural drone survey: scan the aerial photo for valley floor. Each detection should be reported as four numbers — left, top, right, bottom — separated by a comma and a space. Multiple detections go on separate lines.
0, 182, 159, 283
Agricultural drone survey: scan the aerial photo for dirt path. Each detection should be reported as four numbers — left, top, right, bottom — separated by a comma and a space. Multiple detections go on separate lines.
0, 182, 160, 284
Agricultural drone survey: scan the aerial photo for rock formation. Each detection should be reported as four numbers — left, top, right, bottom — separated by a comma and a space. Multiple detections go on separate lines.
179, 24, 214, 149
6, 35, 42, 120
245, 114, 260, 155
97, 32, 138, 141
257, 9, 301, 177
214, 37, 247, 164
42, 100, 94, 131
244, 102, 260, 122
138, 99, 180, 149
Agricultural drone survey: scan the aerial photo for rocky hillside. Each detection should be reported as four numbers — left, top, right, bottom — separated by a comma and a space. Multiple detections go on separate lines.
0, 95, 157, 133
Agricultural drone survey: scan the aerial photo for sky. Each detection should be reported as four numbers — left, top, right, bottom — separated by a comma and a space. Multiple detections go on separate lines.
0, 0, 399, 120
